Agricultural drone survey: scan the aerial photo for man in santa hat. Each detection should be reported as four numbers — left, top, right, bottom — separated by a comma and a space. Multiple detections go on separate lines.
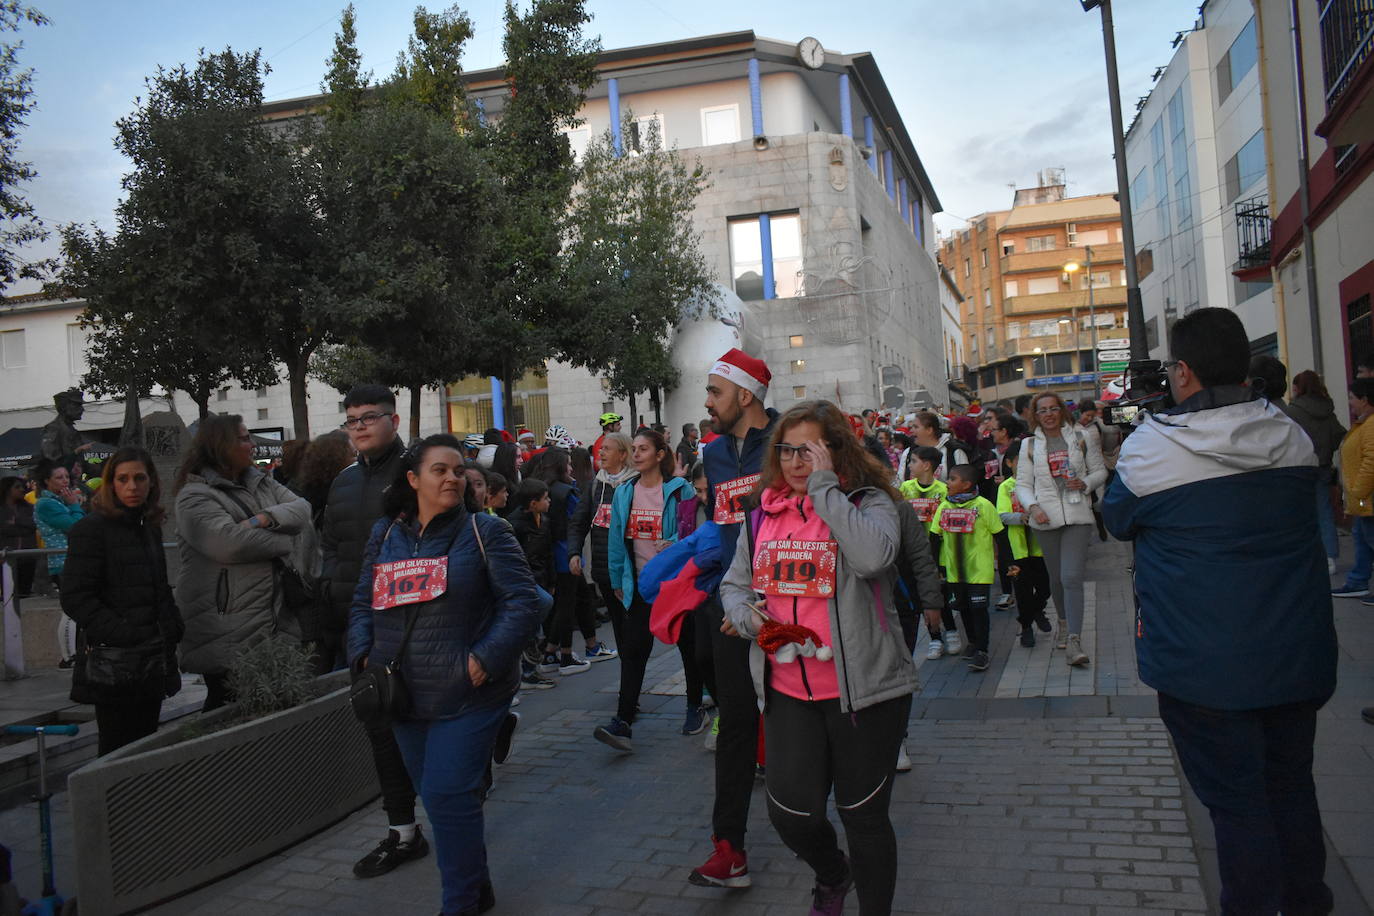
689, 348, 779, 890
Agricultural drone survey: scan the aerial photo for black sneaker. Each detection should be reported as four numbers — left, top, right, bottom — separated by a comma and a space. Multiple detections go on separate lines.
353, 826, 429, 878
682, 705, 709, 735
1034, 613, 1052, 633
493, 711, 519, 765
1019, 628, 1035, 648
967, 650, 990, 672
594, 717, 633, 752
961, 643, 977, 659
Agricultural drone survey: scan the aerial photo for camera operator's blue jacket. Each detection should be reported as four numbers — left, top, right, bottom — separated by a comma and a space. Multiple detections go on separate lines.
1103, 386, 1337, 710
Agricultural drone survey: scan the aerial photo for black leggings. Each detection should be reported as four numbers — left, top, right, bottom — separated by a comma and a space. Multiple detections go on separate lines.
202, 672, 236, 712
676, 610, 716, 708
95, 696, 162, 756
596, 578, 626, 650
946, 583, 991, 652
764, 689, 910, 915
1012, 556, 1051, 628
615, 594, 655, 722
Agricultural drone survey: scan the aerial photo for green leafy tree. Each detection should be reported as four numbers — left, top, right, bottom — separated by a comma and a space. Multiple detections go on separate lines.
0, 2, 49, 291
321, 3, 371, 124
53, 223, 275, 419
561, 115, 717, 421
477, 0, 599, 427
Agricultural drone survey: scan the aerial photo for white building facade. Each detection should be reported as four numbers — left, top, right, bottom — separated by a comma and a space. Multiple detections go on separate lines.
1124, 0, 1276, 358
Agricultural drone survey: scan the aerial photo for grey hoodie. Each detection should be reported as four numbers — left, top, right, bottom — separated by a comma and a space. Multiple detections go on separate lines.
721, 470, 916, 714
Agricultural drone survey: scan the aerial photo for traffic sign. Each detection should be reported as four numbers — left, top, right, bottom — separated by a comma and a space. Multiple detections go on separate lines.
1097, 351, 1129, 364
1099, 360, 1129, 371
1098, 338, 1130, 350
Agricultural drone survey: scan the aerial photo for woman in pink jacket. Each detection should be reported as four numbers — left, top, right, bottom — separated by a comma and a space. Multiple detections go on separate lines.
721, 400, 914, 916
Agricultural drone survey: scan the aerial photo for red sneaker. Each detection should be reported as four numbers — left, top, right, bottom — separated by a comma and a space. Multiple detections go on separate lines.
688, 836, 751, 888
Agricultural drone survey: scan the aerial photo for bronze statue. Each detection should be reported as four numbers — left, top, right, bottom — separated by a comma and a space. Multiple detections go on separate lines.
40, 388, 92, 465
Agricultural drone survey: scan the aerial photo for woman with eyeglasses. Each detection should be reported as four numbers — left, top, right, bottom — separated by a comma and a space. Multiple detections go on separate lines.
1014, 392, 1106, 667
720, 399, 913, 916
174, 414, 313, 711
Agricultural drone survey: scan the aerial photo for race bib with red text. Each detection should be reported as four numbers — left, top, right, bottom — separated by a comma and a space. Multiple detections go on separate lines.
751, 539, 839, 598
713, 474, 761, 525
1047, 450, 1069, 478
628, 507, 663, 540
909, 497, 939, 523
592, 502, 612, 529
985, 459, 1001, 481
938, 508, 978, 534
372, 557, 449, 610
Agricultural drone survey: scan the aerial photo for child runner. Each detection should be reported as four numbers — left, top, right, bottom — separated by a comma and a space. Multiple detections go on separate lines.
901, 446, 960, 659
929, 465, 1004, 672
997, 441, 1052, 648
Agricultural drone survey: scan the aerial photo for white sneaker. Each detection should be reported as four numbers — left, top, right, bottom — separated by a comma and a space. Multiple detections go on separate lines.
896, 741, 912, 772
943, 630, 962, 655
925, 638, 944, 660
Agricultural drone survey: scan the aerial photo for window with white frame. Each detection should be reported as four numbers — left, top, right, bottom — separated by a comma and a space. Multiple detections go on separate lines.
565, 127, 590, 161
1006, 321, 1021, 340
1, 329, 25, 368
1004, 279, 1018, 298
67, 324, 88, 376
1025, 235, 1057, 252
627, 113, 665, 154
700, 104, 740, 146
1026, 276, 1059, 295
1085, 271, 1113, 289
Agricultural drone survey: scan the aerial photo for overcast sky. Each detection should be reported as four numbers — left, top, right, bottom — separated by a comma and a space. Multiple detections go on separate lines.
8, 0, 1203, 294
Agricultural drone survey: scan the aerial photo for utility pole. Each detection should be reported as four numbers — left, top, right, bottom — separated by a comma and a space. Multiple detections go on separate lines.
1082, 0, 1148, 360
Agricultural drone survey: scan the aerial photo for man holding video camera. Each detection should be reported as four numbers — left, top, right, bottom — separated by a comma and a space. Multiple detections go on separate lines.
1103, 308, 1337, 916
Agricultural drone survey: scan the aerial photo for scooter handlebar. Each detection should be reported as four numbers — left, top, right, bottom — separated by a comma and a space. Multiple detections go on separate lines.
3, 724, 80, 737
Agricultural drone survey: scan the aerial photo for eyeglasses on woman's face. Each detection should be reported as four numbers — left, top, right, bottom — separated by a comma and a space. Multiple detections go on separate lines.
774, 443, 816, 462
1035, 406, 1061, 415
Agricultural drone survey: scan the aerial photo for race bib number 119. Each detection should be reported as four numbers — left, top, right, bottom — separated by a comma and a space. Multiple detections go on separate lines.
752, 539, 838, 598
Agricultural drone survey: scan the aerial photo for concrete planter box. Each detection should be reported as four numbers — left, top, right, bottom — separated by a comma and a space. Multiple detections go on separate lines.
67, 670, 377, 915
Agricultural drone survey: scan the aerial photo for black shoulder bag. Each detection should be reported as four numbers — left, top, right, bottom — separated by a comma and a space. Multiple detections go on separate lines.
349, 515, 487, 729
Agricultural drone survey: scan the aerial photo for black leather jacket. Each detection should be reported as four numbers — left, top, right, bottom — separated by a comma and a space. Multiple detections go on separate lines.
320, 438, 404, 634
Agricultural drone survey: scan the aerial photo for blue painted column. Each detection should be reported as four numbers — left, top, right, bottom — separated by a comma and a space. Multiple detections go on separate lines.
748, 59, 764, 138
883, 150, 895, 200
490, 376, 505, 429
838, 73, 852, 138
608, 77, 622, 157
863, 116, 877, 174
898, 178, 907, 220
759, 213, 776, 300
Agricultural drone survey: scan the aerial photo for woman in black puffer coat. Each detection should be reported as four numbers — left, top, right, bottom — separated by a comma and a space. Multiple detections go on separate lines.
62, 447, 184, 756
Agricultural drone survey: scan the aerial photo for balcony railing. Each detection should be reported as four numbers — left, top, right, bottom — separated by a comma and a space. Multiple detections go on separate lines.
1235, 195, 1272, 269
1001, 242, 1124, 276
1320, 0, 1374, 108
1003, 286, 1128, 316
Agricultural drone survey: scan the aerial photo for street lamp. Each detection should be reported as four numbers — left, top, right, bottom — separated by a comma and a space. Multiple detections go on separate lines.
1077, 0, 1147, 360
1063, 244, 1099, 404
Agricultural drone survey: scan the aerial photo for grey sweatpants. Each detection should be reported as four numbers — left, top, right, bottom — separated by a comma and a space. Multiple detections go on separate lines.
1035, 523, 1093, 635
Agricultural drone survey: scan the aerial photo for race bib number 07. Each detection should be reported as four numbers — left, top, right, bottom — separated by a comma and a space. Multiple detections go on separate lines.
751, 539, 838, 598
938, 508, 978, 534
372, 557, 448, 610
713, 474, 761, 525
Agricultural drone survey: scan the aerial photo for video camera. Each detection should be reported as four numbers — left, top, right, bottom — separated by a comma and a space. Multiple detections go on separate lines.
1103, 359, 1175, 428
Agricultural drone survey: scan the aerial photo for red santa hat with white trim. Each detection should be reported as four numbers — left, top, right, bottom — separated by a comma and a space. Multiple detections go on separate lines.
709, 348, 771, 400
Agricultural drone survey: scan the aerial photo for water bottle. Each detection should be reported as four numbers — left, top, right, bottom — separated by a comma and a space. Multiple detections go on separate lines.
1065, 465, 1083, 505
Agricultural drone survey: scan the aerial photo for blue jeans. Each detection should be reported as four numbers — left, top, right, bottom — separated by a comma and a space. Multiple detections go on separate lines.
394, 702, 510, 915
1343, 515, 1374, 590
1158, 693, 1332, 916
1315, 477, 1339, 560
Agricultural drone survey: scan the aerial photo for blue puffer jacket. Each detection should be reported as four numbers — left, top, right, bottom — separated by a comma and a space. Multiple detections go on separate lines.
346, 508, 542, 720
34, 491, 85, 575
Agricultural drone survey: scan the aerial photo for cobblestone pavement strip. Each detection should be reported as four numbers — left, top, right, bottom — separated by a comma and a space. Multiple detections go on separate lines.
4, 535, 1372, 914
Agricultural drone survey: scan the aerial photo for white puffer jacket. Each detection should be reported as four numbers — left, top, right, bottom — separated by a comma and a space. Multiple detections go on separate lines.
1015, 426, 1107, 529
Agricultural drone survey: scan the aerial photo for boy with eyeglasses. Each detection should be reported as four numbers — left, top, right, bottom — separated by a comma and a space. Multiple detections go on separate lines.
321, 385, 430, 879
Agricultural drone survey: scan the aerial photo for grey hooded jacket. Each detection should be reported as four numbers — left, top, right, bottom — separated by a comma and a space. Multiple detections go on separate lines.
175, 467, 312, 674
721, 469, 916, 714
